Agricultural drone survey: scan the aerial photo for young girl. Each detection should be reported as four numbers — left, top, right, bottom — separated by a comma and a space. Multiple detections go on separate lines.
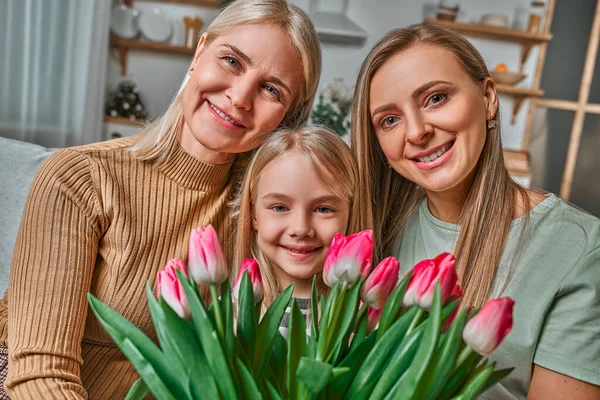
231, 125, 362, 336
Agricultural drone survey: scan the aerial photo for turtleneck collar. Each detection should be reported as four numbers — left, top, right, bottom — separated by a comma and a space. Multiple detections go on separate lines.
159, 140, 235, 192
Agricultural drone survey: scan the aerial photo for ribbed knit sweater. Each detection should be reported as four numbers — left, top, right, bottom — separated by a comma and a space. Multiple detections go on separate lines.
0, 136, 240, 399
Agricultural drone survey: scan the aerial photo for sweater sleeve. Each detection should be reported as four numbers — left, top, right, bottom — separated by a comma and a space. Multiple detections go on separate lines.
6, 149, 103, 399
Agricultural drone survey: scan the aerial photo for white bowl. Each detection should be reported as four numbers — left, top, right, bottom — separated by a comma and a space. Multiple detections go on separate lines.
480, 14, 509, 28
490, 70, 526, 86
138, 8, 172, 43
110, 5, 139, 39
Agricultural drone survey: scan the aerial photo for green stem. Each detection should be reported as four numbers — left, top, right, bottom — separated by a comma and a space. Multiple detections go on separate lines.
210, 284, 225, 340
354, 302, 368, 327
456, 345, 473, 369
320, 281, 349, 362
405, 307, 424, 336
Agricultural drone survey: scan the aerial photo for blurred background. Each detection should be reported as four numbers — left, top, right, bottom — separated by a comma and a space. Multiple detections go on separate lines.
1, 0, 599, 217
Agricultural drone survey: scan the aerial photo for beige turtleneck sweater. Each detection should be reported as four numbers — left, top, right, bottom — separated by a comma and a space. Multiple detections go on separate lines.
0, 136, 240, 399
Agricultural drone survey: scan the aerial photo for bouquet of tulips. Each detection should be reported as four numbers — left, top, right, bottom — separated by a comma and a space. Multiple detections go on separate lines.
88, 226, 515, 400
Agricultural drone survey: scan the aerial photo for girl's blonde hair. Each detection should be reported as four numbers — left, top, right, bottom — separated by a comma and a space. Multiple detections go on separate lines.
130, 0, 322, 163
232, 126, 362, 307
351, 23, 528, 308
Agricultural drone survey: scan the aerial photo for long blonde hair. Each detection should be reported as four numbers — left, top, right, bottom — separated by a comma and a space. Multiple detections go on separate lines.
351, 23, 528, 308
232, 126, 362, 307
130, 0, 322, 164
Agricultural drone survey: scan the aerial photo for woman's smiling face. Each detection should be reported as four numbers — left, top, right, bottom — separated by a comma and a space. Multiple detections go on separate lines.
369, 44, 497, 198
181, 23, 304, 164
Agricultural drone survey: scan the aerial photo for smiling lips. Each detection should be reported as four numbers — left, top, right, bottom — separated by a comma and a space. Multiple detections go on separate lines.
281, 245, 322, 260
410, 140, 455, 171
208, 101, 246, 128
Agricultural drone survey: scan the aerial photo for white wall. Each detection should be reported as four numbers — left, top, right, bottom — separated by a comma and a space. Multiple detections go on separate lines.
107, 0, 542, 149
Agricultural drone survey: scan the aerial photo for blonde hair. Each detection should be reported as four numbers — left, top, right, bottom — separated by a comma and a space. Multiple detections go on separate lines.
351, 23, 528, 308
232, 126, 362, 308
130, 0, 322, 164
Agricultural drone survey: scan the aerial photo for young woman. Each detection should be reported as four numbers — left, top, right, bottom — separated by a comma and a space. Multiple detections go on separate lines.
0, 1, 321, 398
231, 126, 362, 337
352, 24, 600, 399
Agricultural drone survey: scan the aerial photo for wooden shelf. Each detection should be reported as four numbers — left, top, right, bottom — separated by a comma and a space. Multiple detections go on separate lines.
496, 84, 544, 124
424, 19, 552, 69
104, 116, 146, 127
110, 37, 195, 75
503, 149, 531, 177
123, 0, 221, 7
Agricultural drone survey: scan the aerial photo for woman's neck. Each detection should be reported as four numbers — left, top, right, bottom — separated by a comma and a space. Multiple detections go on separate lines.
179, 122, 235, 164
425, 189, 468, 223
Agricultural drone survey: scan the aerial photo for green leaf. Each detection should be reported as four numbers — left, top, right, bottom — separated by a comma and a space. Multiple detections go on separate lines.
124, 378, 148, 400
179, 276, 238, 399
253, 283, 294, 376
287, 299, 307, 399
328, 280, 361, 364
450, 363, 495, 400
418, 308, 469, 399
221, 280, 235, 358
479, 367, 514, 394
310, 276, 320, 340
384, 284, 443, 400
439, 347, 481, 399
266, 381, 283, 400
187, 346, 221, 400
377, 273, 410, 340
348, 309, 368, 353
269, 332, 288, 390
343, 306, 419, 399
326, 333, 376, 400
238, 272, 258, 356
237, 357, 263, 400
368, 326, 424, 400
316, 282, 339, 360
146, 284, 200, 378
87, 294, 180, 400
297, 357, 333, 395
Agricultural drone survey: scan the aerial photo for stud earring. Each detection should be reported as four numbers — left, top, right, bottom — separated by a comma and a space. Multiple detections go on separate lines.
189, 67, 194, 71
487, 120, 497, 130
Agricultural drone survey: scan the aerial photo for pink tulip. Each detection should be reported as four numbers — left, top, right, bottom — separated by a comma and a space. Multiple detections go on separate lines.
402, 252, 460, 310
463, 297, 514, 355
188, 225, 228, 285
361, 256, 400, 310
156, 259, 190, 319
232, 258, 264, 304
323, 230, 373, 287
367, 307, 382, 332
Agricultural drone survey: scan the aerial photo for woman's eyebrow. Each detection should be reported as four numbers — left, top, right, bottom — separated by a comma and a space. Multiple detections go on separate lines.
412, 80, 451, 99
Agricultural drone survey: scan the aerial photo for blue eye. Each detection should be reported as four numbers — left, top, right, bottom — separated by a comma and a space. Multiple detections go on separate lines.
316, 206, 332, 214
271, 205, 288, 212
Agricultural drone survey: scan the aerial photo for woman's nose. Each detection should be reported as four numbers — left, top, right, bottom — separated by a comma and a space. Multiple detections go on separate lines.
404, 110, 432, 145
226, 77, 254, 111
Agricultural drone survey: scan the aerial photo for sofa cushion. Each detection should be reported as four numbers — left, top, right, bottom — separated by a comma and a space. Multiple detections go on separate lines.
0, 137, 57, 295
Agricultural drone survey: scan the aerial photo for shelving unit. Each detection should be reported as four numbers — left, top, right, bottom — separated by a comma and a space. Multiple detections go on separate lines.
104, 116, 145, 127
496, 84, 544, 124
110, 37, 196, 76
423, 19, 552, 69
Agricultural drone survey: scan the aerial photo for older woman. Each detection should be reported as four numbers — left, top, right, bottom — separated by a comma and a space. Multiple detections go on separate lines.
0, 0, 321, 398
352, 24, 600, 399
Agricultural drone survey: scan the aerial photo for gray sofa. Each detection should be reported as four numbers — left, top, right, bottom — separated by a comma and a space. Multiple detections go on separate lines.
0, 137, 56, 295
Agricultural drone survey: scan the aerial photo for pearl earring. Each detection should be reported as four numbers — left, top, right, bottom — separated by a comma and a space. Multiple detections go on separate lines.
189, 67, 194, 71
487, 120, 497, 130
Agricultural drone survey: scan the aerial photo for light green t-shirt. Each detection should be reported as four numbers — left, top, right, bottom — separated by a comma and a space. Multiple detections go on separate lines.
393, 194, 600, 399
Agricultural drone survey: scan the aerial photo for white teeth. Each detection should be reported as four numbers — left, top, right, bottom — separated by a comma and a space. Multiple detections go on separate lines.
417, 142, 452, 163
210, 103, 241, 126
286, 247, 316, 254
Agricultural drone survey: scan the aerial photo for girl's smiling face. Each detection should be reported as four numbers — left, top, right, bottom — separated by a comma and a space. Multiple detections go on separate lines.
369, 44, 497, 199
252, 150, 350, 290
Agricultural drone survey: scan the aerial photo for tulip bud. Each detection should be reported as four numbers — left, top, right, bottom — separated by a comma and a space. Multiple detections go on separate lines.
361, 256, 400, 310
232, 258, 264, 304
156, 259, 190, 319
188, 224, 228, 286
367, 307, 382, 333
463, 297, 514, 355
323, 230, 373, 287
402, 252, 460, 310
